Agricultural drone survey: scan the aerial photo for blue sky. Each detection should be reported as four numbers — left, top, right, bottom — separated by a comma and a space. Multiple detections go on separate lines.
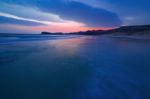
0, 0, 149, 33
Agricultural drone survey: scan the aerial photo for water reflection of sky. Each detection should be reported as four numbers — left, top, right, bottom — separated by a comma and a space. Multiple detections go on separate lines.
0, 36, 150, 99
48, 37, 87, 56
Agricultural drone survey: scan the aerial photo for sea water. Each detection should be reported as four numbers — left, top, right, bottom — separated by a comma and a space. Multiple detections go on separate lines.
0, 35, 150, 99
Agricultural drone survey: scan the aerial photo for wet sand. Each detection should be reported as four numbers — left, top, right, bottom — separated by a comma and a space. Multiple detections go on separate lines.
0, 36, 150, 99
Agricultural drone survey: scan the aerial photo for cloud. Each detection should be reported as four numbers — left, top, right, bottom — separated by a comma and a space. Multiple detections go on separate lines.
0, 0, 122, 27
71, 0, 150, 26
0, 12, 84, 26
0, 3, 66, 22
0, 15, 44, 26
37, 0, 122, 27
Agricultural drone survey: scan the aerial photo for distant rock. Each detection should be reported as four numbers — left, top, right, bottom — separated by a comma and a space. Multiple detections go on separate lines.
41, 32, 64, 35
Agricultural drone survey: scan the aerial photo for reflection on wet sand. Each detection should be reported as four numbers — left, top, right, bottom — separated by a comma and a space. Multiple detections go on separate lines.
0, 36, 150, 99
0, 36, 93, 99
48, 37, 87, 56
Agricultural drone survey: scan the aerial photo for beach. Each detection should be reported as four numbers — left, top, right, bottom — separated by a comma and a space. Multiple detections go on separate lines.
0, 35, 150, 99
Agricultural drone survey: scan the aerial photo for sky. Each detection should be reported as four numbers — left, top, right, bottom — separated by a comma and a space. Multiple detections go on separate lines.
0, 0, 150, 33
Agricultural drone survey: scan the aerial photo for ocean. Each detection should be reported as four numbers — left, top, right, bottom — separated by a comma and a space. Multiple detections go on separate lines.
0, 34, 150, 99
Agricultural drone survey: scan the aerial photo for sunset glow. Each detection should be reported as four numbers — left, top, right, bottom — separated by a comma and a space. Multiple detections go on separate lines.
0, 0, 149, 33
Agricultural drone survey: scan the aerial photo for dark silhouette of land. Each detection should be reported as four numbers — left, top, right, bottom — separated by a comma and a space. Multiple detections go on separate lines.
1, 25, 150, 38
41, 25, 150, 36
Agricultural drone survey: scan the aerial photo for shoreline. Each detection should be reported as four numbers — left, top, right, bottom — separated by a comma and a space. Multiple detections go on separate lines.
108, 35, 150, 40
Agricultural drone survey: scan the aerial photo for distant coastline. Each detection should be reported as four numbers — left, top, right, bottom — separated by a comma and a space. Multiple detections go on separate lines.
41, 25, 150, 37
1, 25, 150, 39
